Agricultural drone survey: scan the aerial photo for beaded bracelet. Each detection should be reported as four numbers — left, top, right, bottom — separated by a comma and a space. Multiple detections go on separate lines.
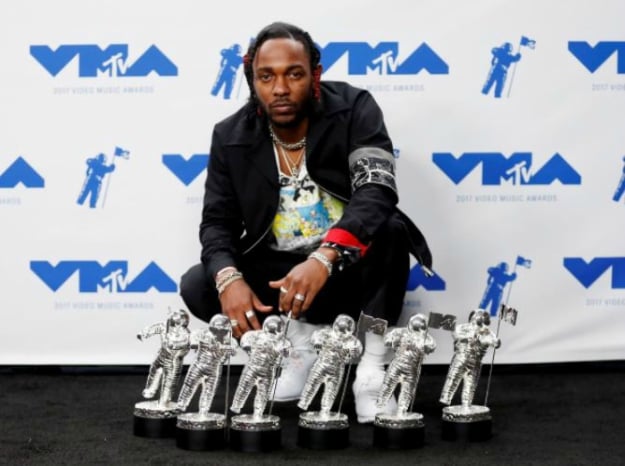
308, 251, 333, 276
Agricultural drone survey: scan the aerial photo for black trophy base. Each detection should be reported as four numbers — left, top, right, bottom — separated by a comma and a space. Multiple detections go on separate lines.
297, 425, 350, 450
133, 415, 176, 438
175, 412, 227, 451
297, 411, 350, 450
441, 405, 492, 442
229, 427, 281, 453
373, 424, 425, 449
441, 419, 492, 442
176, 426, 226, 451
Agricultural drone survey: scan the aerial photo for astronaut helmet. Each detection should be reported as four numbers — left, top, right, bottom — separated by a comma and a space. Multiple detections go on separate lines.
469, 309, 490, 326
262, 315, 284, 336
408, 313, 428, 332
333, 314, 356, 335
168, 308, 190, 328
208, 314, 231, 334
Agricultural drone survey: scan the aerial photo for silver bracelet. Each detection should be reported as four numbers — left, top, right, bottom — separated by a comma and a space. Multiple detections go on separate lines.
216, 271, 243, 295
308, 251, 333, 276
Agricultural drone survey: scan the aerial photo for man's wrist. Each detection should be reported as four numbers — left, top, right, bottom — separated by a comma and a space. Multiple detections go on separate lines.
308, 250, 334, 276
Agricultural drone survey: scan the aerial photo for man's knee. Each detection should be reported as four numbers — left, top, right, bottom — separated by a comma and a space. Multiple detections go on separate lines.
179, 263, 220, 323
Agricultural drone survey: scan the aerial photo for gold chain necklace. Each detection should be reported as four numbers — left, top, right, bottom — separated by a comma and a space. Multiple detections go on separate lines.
278, 144, 305, 178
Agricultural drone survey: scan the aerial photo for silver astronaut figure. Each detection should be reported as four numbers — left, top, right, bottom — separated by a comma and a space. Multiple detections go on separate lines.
298, 314, 363, 419
440, 309, 500, 410
177, 314, 238, 416
138, 308, 191, 406
231, 315, 292, 419
376, 313, 436, 419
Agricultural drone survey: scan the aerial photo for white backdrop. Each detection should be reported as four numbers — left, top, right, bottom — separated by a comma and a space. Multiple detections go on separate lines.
1, 0, 624, 365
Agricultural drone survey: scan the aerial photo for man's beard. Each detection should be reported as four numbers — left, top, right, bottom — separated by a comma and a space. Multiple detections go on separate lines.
267, 96, 314, 129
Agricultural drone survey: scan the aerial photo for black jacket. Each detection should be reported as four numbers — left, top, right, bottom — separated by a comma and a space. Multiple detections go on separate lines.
199, 81, 431, 279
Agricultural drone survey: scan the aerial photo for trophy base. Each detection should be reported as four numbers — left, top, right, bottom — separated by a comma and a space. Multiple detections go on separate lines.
441, 405, 492, 442
229, 414, 281, 452
373, 412, 425, 449
133, 400, 179, 438
175, 412, 227, 451
297, 411, 350, 450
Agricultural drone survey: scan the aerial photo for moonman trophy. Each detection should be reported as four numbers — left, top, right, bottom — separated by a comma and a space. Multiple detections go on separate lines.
175, 314, 238, 451
134, 308, 191, 438
439, 308, 501, 441
297, 314, 363, 449
373, 313, 436, 449
229, 315, 292, 452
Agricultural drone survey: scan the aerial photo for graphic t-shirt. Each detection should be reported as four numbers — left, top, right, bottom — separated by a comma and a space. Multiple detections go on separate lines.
271, 151, 344, 253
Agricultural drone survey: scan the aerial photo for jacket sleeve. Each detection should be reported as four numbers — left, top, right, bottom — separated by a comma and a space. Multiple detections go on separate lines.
324, 90, 398, 258
199, 128, 244, 280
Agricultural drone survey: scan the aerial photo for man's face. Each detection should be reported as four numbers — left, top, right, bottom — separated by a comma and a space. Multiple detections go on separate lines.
252, 38, 315, 128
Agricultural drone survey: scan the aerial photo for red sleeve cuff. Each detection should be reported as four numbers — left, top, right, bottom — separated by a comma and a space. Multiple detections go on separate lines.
324, 228, 370, 256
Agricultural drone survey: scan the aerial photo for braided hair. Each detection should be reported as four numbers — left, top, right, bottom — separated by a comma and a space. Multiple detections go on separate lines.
243, 22, 322, 117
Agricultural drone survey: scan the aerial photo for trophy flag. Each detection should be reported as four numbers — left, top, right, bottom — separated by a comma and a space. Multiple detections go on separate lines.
428, 312, 457, 331
499, 304, 518, 326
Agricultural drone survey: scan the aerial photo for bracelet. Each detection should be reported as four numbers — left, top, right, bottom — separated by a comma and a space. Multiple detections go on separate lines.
308, 251, 333, 276
216, 271, 243, 295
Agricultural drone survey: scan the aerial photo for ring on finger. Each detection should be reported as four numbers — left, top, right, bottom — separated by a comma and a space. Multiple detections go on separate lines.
230, 319, 239, 327
245, 310, 255, 319
294, 293, 306, 301
280, 286, 288, 293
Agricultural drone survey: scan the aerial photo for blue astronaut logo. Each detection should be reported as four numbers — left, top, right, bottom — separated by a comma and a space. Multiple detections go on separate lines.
0, 157, 45, 188
77, 147, 129, 208
319, 42, 449, 75
30, 44, 178, 78
406, 264, 446, 291
478, 256, 531, 316
162, 154, 209, 185
211, 44, 244, 100
432, 152, 581, 186
613, 156, 625, 203
30, 260, 177, 293
564, 257, 625, 289
569, 41, 625, 74
482, 36, 536, 98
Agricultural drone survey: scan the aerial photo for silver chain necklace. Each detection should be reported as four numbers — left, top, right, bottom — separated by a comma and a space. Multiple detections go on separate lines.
269, 125, 306, 151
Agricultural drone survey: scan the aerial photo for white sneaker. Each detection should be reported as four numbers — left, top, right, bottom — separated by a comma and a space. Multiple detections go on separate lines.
352, 365, 397, 423
272, 349, 317, 402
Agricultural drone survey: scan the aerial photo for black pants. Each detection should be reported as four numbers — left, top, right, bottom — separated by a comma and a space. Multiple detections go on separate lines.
180, 214, 411, 326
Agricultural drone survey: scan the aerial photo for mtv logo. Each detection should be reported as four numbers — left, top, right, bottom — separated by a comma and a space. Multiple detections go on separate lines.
563, 257, 625, 289
30, 260, 177, 293
0, 157, 45, 188
569, 41, 625, 74
406, 264, 446, 291
319, 42, 448, 75
30, 44, 178, 77
162, 154, 210, 186
432, 152, 581, 186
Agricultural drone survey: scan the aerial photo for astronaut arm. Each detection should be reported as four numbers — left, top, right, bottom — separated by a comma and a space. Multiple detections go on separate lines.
137, 322, 164, 341
424, 335, 437, 354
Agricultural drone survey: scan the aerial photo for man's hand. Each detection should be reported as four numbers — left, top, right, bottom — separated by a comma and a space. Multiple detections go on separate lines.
269, 248, 336, 319
219, 279, 272, 338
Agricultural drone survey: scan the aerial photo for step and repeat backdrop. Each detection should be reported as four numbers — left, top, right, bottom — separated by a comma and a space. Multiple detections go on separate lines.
1, 0, 624, 365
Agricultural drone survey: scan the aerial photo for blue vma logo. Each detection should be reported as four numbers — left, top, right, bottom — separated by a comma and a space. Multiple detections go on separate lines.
30, 261, 177, 293
406, 264, 446, 291
211, 44, 245, 100
30, 44, 178, 77
569, 42, 625, 73
162, 154, 209, 186
0, 157, 45, 188
432, 152, 582, 185
563, 257, 625, 289
481, 36, 536, 98
319, 42, 449, 75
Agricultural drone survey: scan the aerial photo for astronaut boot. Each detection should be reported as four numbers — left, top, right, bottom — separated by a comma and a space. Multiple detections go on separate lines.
353, 332, 397, 423
272, 319, 318, 402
